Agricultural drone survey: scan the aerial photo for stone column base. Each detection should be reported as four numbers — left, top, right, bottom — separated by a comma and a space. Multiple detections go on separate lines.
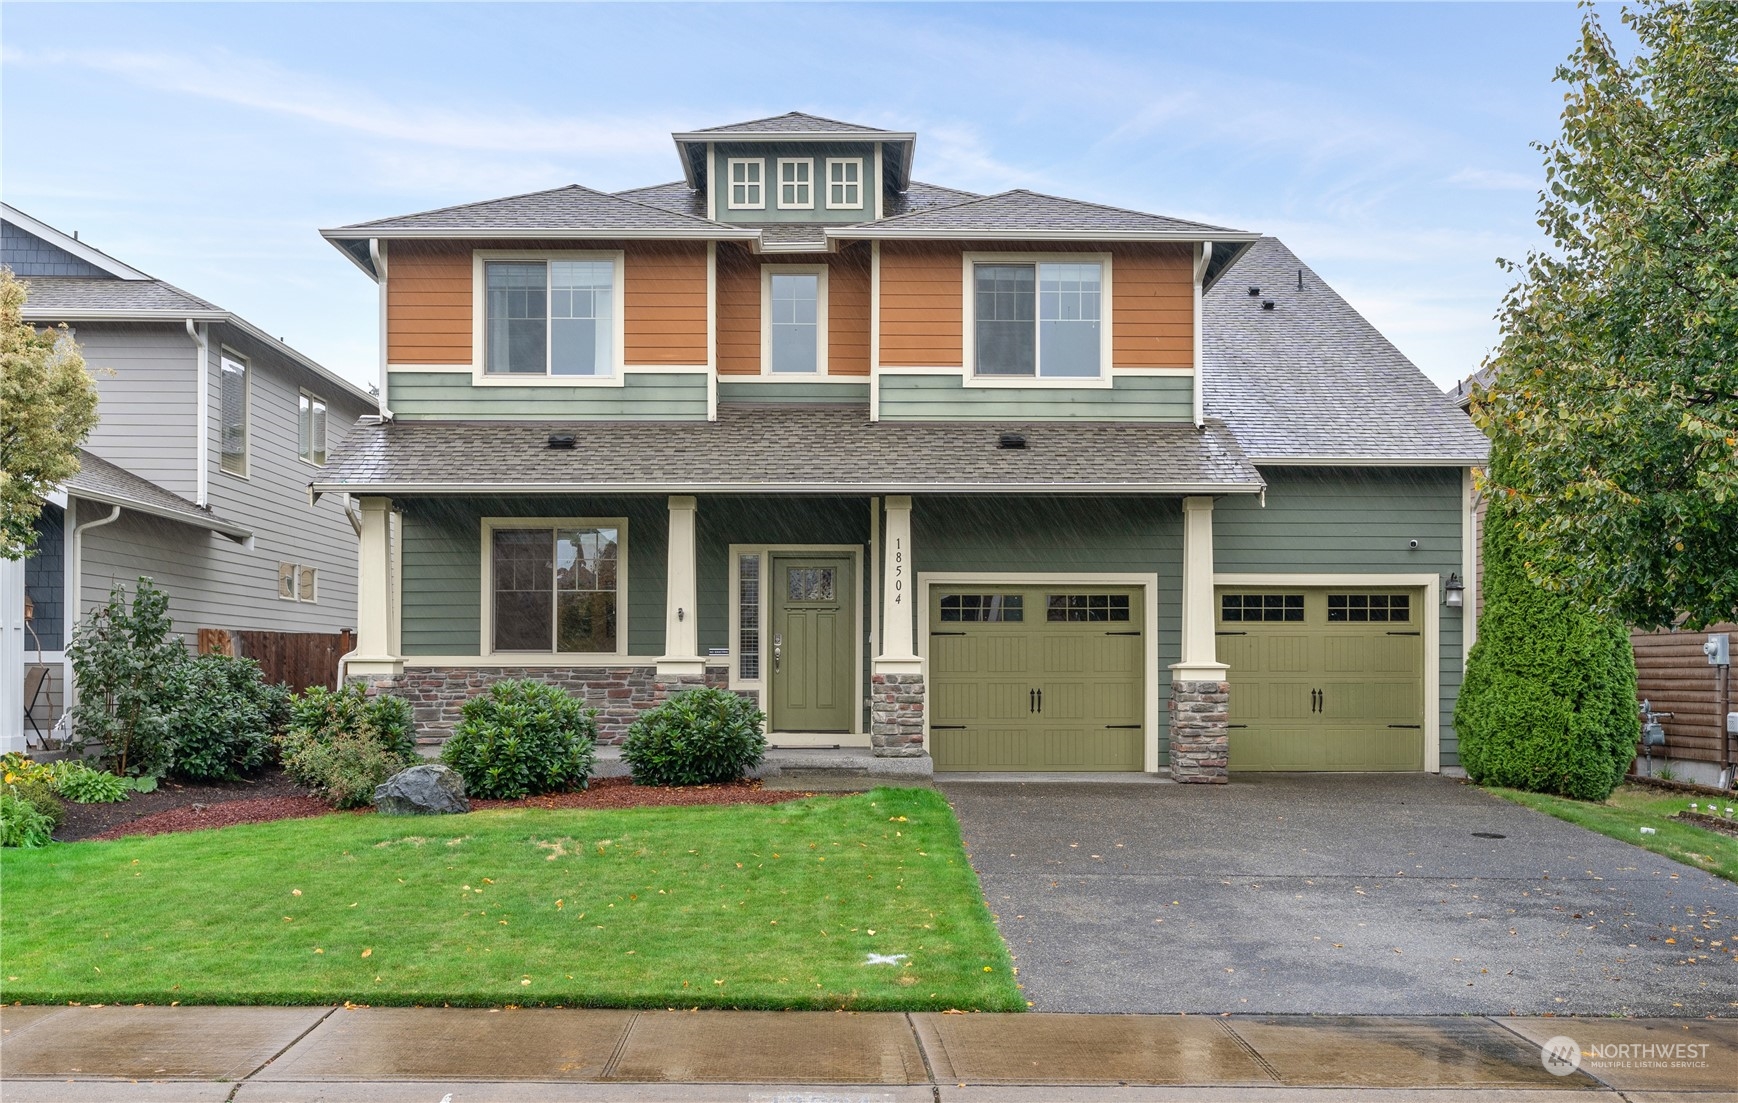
1170, 678, 1230, 783
870, 672, 926, 757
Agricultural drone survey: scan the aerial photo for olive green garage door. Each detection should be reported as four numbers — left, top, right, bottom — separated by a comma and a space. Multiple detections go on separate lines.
1215, 588, 1425, 771
929, 587, 1145, 772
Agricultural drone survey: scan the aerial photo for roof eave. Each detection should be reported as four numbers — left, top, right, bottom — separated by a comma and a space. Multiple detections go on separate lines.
320, 227, 761, 242
1247, 455, 1487, 467
66, 488, 252, 542
827, 228, 1264, 243
312, 478, 1265, 496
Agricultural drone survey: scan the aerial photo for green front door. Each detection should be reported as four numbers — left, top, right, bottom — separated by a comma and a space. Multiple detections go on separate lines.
1216, 588, 1425, 771
769, 555, 856, 733
930, 586, 1145, 772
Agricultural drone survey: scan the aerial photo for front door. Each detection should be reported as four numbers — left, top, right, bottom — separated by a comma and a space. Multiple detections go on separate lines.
770, 555, 855, 733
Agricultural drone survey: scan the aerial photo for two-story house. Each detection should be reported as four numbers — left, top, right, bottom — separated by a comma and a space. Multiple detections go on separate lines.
313, 112, 1487, 782
3, 205, 376, 750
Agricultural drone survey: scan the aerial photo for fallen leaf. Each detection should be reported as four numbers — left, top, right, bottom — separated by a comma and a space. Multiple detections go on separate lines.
361, 948, 373, 958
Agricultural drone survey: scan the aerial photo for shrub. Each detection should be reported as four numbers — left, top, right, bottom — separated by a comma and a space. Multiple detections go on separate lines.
7, 778, 63, 830
278, 684, 417, 808
622, 688, 766, 787
66, 578, 186, 777
441, 679, 596, 799
1, 789, 55, 848
1457, 460, 1639, 801
50, 762, 132, 804
162, 654, 280, 781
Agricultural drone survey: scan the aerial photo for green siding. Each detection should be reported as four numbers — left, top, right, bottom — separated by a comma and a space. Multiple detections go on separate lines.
878, 373, 1193, 422
1215, 466, 1469, 766
717, 380, 869, 405
400, 496, 669, 656
712, 141, 879, 226
388, 371, 708, 421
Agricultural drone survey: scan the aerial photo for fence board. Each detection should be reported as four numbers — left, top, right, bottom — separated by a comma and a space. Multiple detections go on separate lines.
198, 628, 355, 692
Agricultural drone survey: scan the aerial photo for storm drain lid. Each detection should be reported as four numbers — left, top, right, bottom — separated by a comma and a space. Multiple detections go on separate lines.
1471, 832, 1507, 839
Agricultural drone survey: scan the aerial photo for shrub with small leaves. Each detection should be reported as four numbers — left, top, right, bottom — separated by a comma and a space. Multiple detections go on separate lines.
7, 777, 63, 830
1, 789, 55, 848
278, 683, 417, 808
163, 654, 282, 781
441, 679, 596, 799
622, 687, 766, 787
286, 684, 416, 760
50, 762, 132, 804
282, 734, 408, 809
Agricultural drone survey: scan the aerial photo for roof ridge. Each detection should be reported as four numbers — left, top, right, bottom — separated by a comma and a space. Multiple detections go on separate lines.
693, 110, 896, 134
341, 183, 594, 230
1004, 188, 1243, 233
865, 188, 1013, 226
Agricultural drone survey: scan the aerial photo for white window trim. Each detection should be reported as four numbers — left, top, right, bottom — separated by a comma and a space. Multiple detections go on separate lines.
217, 346, 251, 478
726, 157, 766, 211
824, 157, 864, 211
470, 250, 627, 387
277, 562, 319, 604
776, 157, 815, 211
959, 251, 1115, 389
297, 389, 327, 468
759, 264, 829, 377
480, 516, 629, 659
729, 543, 866, 744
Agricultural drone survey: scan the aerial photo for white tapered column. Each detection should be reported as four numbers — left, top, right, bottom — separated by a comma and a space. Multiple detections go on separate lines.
349, 496, 401, 677
874, 495, 918, 671
657, 495, 704, 677
1171, 495, 1229, 782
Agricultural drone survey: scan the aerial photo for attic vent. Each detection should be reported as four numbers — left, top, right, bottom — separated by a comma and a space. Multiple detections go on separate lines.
546, 432, 577, 450
997, 432, 1028, 450
1261, 300, 1276, 311
1247, 286, 1260, 296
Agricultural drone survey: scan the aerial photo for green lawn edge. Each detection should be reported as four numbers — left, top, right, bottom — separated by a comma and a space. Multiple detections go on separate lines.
1, 787, 1025, 1012
1483, 782, 1738, 884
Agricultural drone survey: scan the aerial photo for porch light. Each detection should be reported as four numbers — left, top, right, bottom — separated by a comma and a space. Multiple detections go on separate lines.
1444, 573, 1465, 609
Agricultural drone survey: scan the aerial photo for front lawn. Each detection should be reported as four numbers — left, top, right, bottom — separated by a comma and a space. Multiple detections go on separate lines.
1487, 783, 1738, 883
0, 787, 1023, 1011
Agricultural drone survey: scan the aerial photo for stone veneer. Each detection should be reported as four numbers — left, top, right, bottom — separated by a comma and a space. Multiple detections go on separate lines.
1170, 678, 1230, 783
358, 665, 727, 747
870, 672, 926, 757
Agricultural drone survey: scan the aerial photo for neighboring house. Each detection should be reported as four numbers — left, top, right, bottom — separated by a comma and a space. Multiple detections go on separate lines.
2, 205, 376, 751
312, 112, 1487, 781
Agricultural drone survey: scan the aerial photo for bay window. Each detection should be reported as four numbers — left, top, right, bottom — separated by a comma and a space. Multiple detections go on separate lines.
972, 259, 1105, 378
483, 256, 618, 377
489, 522, 622, 654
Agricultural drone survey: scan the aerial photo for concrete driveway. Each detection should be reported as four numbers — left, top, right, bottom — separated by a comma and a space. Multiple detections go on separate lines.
941, 774, 1738, 1014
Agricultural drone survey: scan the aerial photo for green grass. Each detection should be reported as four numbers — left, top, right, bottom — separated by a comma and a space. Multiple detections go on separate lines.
0, 787, 1023, 1011
1486, 782, 1738, 883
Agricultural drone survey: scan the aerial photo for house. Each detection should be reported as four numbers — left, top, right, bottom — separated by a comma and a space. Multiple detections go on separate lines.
1, 205, 377, 751
311, 112, 1487, 782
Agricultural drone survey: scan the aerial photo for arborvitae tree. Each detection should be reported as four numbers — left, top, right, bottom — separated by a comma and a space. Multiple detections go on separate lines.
1456, 456, 1640, 801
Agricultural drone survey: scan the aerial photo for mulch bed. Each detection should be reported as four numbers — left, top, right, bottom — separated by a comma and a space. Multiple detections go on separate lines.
58, 773, 821, 844
1674, 809, 1738, 838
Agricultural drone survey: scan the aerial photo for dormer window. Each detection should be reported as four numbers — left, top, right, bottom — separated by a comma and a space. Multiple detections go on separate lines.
777, 158, 813, 209
825, 158, 863, 210
728, 158, 765, 210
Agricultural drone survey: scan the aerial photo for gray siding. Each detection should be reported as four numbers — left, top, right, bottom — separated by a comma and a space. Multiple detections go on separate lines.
388, 370, 709, 421
1215, 466, 1469, 765
77, 323, 200, 498
878, 373, 1193, 422
2, 223, 111, 277
717, 380, 869, 405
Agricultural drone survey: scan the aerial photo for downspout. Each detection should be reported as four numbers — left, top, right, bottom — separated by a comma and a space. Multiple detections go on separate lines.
65, 504, 122, 710
1192, 242, 1212, 430
370, 240, 394, 421
186, 319, 209, 506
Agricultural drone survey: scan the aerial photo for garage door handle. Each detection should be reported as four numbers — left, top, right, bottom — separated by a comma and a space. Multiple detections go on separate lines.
1036, 688, 1043, 713
1216, 630, 1247, 636
1228, 724, 1249, 729
931, 724, 967, 730
1105, 630, 1141, 636
931, 631, 966, 636
1388, 724, 1422, 729
1106, 724, 1141, 729
1029, 688, 1036, 713
1386, 631, 1422, 636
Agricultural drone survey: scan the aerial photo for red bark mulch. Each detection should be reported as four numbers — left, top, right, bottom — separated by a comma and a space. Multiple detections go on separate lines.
66, 775, 820, 843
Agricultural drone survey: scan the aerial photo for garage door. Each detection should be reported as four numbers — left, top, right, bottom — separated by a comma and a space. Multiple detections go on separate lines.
929, 586, 1144, 772
1215, 588, 1425, 771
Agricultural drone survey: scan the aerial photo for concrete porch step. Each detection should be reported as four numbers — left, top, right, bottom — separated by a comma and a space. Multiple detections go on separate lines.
590, 745, 933, 789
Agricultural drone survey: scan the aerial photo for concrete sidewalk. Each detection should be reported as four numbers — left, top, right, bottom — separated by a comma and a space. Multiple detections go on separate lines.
3, 1006, 1735, 1102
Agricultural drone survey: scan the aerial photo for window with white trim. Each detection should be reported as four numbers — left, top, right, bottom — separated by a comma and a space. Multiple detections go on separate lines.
737, 553, 761, 680
298, 391, 327, 466
728, 158, 765, 209
219, 352, 248, 475
278, 562, 317, 603
490, 524, 621, 653
769, 272, 820, 373
825, 158, 863, 210
484, 259, 616, 377
973, 261, 1103, 378
777, 158, 813, 209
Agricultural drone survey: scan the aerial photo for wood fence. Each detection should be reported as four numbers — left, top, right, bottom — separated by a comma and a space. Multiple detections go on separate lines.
197, 628, 356, 691
1632, 623, 1735, 767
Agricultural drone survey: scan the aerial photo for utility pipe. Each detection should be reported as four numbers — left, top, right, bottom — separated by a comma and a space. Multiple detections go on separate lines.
369, 240, 394, 421
65, 503, 122, 711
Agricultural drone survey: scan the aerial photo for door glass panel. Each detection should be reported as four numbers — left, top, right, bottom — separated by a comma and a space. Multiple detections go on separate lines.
1221, 593, 1304, 622
787, 567, 835, 601
1046, 593, 1130, 622
1328, 593, 1410, 623
940, 594, 1023, 622
738, 554, 761, 680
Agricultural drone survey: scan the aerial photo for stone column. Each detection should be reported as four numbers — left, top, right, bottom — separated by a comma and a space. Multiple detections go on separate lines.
349, 496, 402, 681
1170, 495, 1230, 782
871, 495, 925, 757
656, 495, 704, 679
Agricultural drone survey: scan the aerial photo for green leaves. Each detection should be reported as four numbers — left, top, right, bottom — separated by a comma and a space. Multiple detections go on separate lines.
440, 679, 597, 799
621, 688, 767, 787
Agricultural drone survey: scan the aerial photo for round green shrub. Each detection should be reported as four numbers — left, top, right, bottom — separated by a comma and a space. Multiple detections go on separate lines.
7, 778, 63, 830
1, 789, 55, 848
277, 684, 418, 808
164, 654, 279, 782
622, 687, 766, 787
441, 679, 596, 799
1456, 463, 1639, 801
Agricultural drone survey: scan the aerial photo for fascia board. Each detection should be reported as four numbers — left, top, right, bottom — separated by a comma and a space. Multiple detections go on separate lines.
1249, 456, 1487, 467
1, 203, 152, 280
67, 489, 253, 542
826, 228, 1264, 243
312, 479, 1266, 496
320, 227, 760, 241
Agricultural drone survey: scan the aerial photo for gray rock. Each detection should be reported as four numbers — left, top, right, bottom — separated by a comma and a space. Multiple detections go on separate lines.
374, 764, 469, 815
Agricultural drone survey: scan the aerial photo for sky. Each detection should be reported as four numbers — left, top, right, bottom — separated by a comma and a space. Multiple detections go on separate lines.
2, 2, 1591, 390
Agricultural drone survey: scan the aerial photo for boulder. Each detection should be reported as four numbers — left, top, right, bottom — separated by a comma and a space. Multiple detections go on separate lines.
374, 764, 470, 815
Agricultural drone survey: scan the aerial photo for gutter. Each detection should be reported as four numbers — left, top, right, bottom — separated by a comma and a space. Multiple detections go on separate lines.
1192, 243, 1212, 429
369, 239, 394, 421
65, 504, 122, 711
826, 227, 1265, 243
310, 479, 1266, 497
185, 319, 209, 506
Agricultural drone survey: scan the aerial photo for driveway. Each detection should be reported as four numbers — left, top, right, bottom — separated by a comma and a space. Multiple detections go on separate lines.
941, 774, 1738, 1014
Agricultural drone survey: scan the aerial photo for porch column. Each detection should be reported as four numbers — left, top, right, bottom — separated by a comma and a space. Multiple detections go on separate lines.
871, 495, 925, 758
349, 496, 401, 680
657, 495, 704, 678
2, 555, 25, 752
1170, 495, 1230, 783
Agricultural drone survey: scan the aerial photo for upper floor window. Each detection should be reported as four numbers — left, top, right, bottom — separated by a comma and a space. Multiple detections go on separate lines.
219, 352, 249, 475
973, 260, 1103, 378
762, 266, 827, 374
825, 158, 863, 210
484, 258, 617, 377
728, 158, 764, 210
777, 158, 813, 209
298, 391, 327, 466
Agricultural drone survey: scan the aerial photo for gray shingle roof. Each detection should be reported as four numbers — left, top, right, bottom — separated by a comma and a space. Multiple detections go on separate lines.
17, 276, 220, 315
315, 406, 1261, 495
832, 189, 1253, 238
688, 112, 901, 135
887, 181, 982, 217
326, 184, 749, 236
746, 223, 831, 250
613, 181, 705, 219
1203, 237, 1489, 464
66, 450, 251, 540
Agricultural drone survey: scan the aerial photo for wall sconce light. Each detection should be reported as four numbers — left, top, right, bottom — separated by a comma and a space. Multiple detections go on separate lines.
1444, 573, 1465, 609
677, 607, 685, 622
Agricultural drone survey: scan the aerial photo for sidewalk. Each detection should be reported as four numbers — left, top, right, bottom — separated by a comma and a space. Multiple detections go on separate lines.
4, 1006, 1734, 1101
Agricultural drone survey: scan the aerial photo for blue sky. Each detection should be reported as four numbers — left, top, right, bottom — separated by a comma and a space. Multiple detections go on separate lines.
3, 2, 1587, 389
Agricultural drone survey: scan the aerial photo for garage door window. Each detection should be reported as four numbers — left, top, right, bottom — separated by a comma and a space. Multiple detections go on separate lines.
1221, 593, 1304, 622
1327, 593, 1410, 623
1046, 593, 1130, 622
940, 594, 1024, 622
